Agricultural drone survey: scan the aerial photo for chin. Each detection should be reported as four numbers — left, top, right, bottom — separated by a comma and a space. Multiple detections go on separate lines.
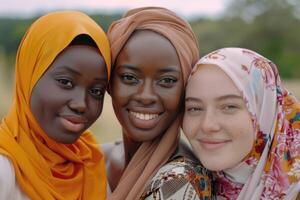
197, 154, 226, 171
123, 125, 160, 141
129, 131, 159, 142
50, 132, 80, 144
201, 161, 224, 171
62, 137, 78, 144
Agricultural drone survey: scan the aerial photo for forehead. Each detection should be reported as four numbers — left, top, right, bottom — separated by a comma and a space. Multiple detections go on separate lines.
125, 30, 175, 52
51, 45, 99, 63
186, 64, 241, 98
40, 45, 107, 81
116, 30, 181, 72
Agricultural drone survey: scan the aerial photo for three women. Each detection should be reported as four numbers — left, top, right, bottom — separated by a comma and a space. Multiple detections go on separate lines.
1, 8, 298, 200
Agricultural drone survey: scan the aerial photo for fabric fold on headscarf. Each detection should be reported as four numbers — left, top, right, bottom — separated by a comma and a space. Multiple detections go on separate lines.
194, 47, 300, 200
107, 7, 199, 199
0, 11, 111, 200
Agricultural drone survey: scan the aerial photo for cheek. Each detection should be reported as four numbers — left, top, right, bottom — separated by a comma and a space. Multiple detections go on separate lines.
242, 115, 255, 144
231, 120, 255, 156
110, 89, 128, 125
111, 81, 131, 107
87, 98, 103, 120
111, 93, 127, 114
161, 87, 184, 112
241, 127, 255, 150
183, 116, 199, 139
30, 84, 59, 118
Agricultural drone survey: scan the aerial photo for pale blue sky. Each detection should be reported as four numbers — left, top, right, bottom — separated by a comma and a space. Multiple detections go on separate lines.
0, 0, 229, 19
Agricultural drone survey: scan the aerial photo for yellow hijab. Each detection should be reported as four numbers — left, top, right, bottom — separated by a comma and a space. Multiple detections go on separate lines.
0, 11, 110, 200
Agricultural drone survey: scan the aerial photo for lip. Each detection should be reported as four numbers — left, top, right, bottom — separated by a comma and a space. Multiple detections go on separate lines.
127, 109, 162, 130
58, 114, 88, 133
198, 139, 231, 150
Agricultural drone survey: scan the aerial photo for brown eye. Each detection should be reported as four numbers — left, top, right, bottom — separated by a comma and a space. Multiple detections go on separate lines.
89, 87, 105, 99
158, 77, 177, 88
56, 78, 73, 88
121, 73, 139, 85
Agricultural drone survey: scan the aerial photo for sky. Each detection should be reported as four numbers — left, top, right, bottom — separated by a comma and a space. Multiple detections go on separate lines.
0, 0, 229, 19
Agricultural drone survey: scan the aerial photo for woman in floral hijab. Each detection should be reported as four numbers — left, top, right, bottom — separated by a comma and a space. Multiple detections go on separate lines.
183, 47, 300, 199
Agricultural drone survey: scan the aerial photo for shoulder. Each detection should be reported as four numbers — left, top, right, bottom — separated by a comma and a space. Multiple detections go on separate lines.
142, 157, 213, 200
100, 140, 123, 159
100, 141, 125, 170
0, 155, 19, 198
100, 141, 125, 191
0, 155, 16, 186
100, 142, 117, 162
0, 155, 31, 200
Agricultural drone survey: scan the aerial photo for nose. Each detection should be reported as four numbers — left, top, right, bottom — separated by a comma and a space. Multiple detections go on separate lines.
68, 88, 87, 114
200, 108, 221, 133
135, 79, 158, 105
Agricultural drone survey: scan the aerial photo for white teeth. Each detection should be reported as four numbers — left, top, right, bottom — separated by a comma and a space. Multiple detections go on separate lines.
130, 111, 159, 120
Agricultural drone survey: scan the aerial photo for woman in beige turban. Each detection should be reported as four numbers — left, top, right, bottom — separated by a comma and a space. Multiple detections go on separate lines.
103, 7, 213, 200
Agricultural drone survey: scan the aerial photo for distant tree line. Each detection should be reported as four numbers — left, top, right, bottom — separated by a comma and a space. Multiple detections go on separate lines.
0, 0, 299, 78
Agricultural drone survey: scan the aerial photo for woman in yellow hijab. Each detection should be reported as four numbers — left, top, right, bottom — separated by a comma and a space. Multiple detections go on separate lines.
0, 11, 111, 199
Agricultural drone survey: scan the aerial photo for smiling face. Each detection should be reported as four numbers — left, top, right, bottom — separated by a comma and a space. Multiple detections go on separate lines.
183, 64, 254, 171
110, 30, 184, 142
30, 45, 108, 144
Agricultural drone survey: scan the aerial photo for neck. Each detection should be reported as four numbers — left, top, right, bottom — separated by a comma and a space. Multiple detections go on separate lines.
122, 130, 142, 165
223, 162, 254, 184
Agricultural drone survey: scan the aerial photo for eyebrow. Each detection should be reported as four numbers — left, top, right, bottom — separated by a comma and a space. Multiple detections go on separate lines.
56, 66, 107, 81
58, 66, 82, 76
216, 94, 243, 101
185, 97, 201, 102
158, 66, 181, 74
118, 64, 140, 72
118, 64, 180, 74
185, 94, 243, 102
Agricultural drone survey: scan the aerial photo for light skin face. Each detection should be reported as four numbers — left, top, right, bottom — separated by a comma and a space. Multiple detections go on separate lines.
30, 45, 108, 144
110, 30, 184, 142
183, 64, 255, 171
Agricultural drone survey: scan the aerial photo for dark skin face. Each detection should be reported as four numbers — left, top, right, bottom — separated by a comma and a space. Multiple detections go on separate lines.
110, 30, 184, 143
30, 45, 108, 144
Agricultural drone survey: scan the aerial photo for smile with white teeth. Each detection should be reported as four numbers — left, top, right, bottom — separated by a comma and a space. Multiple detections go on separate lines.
130, 111, 159, 120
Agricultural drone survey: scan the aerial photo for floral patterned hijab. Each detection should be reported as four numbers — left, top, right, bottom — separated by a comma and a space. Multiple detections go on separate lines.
193, 48, 300, 199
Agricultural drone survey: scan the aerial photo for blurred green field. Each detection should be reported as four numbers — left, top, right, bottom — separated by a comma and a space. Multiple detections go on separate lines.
1, 63, 300, 144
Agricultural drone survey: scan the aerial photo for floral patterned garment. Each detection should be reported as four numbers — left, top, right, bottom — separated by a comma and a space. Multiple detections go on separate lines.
195, 48, 300, 200
141, 156, 213, 200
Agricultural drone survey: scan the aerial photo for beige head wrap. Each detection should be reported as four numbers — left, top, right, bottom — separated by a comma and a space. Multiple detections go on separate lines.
107, 7, 199, 199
